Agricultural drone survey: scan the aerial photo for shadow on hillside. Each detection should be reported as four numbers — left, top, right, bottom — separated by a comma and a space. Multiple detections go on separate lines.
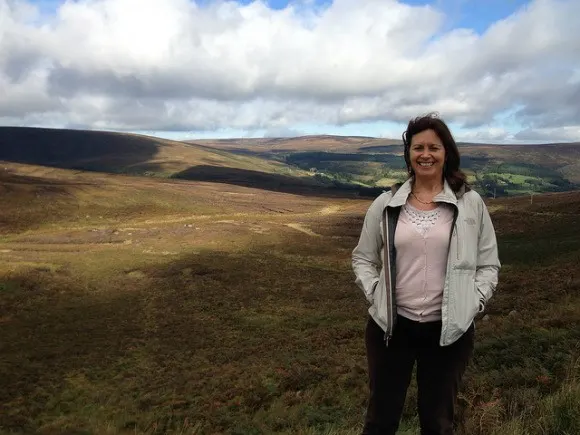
0, 219, 363, 432
2, 198, 580, 433
0, 272, 146, 432
358, 144, 402, 153
171, 165, 385, 198
0, 170, 96, 187
0, 127, 158, 172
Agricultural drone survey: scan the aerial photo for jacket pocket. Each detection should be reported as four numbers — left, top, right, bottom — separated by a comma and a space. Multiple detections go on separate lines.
372, 269, 387, 324
450, 269, 479, 331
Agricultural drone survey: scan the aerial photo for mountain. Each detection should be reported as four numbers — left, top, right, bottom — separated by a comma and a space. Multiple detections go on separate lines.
0, 127, 381, 197
459, 143, 580, 183
0, 127, 301, 177
186, 134, 580, 197
2, 128, 579, 199
188, 134, 580, 156
187, 135, 401, 153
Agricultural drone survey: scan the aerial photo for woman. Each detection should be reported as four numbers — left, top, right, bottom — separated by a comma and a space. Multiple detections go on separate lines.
352, 113, 500, 435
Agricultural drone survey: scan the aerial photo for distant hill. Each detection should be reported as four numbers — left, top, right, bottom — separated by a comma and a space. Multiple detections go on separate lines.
459, 143, 580, 183
0, 127, 383, 197
186, 134, 580, 197
189, 134, 580, 156
2, 128, 578, 199
0, 127, 304, 177
187, 135, 401, 153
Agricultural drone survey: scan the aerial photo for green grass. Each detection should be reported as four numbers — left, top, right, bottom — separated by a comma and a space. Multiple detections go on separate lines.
486, 367, 580, 435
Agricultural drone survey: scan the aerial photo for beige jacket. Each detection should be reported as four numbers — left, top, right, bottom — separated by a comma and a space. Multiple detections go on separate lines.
352, 178, 501, 346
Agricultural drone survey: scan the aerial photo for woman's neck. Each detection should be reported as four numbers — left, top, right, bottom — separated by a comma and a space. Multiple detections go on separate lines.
412, 176, 444, 194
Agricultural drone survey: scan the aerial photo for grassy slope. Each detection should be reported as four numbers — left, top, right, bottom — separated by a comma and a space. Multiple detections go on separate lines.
0, 162, 333, 234
188, 134, 580, 164
0, 166, 579, 434
4, 127, 577, 196
190, 136, 580, 195
187, 135, 401, 153
0, 127, 309, 179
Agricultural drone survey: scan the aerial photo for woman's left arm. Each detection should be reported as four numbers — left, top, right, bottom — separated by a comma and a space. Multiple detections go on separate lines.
475, 197, 501, 312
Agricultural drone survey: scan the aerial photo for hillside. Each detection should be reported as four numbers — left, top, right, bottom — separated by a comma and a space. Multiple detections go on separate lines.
188, 135, 401, 153
2, 127, 579, 199
0, 164, 578, 434
189, 134, 580, 156
0, 161, 344, 234
0, 126, 318, 183
0, 128, 393, 197
460, 143, 580, 183
188, 134, 580, 197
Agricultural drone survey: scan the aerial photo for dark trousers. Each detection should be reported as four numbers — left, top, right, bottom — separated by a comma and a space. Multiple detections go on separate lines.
362, 315, 474, 435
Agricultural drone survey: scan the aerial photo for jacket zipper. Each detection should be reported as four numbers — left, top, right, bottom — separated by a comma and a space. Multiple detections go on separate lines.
383, 207, 393, 346
456, 223, 460, 260
451, 212, 458, 250
442, 206, 459, 345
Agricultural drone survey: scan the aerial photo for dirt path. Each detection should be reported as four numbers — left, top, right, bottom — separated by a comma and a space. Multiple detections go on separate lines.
285, 223, 320, 237
319, 205, 341, 215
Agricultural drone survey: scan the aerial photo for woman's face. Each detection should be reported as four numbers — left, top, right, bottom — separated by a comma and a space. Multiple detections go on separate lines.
409, 129, 446, 180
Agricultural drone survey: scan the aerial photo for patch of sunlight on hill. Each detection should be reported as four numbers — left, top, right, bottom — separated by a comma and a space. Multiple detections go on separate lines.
123, 139, 311, 179
0, 162, 329, 234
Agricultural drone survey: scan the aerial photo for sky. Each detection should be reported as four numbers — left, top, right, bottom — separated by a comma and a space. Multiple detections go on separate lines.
1, 0, 579, 143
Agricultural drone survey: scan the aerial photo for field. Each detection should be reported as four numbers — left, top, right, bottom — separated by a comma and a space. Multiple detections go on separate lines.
1, 162, 580, 434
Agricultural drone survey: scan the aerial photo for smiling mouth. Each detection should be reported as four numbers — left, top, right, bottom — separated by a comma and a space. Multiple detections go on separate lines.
418, 162, 434, 167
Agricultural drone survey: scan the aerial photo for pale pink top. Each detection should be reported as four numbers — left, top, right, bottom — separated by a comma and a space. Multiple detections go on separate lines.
394, 201, 454, 322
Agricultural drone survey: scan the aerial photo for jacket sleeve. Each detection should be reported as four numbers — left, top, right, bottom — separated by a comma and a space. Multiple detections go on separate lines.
475, 196, 501, 310
352, 193, 387, 304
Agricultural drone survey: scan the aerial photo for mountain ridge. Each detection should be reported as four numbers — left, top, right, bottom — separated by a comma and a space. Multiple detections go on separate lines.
186, 134, 580, 152
0, 126, 307, 178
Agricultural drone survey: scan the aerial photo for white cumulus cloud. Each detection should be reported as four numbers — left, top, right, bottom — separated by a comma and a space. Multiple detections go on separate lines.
0, 0, 579, 141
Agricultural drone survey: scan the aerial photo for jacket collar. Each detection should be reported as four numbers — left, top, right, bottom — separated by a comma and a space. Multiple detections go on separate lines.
387, 177, 466, 208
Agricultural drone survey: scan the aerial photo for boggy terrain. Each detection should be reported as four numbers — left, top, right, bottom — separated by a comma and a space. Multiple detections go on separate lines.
0, 162, 579, 434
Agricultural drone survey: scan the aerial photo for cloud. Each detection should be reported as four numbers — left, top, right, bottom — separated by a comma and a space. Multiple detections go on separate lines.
456, 127, 513, 143
0, 0, 579, 141
262, 125, 304, 138
514, 126, 580, 143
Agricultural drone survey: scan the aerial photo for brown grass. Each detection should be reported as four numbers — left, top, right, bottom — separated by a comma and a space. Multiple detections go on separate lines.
0, 162, 339, 235
0, 164, 579, 434
0, 127, 308, 180
186, 135, 401, 153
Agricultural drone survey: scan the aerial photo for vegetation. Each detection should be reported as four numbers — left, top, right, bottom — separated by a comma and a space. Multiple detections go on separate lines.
3, 127, 580, 200
283, 152, 579, 198
0, 127, 310, 181
190, 136, 580, 198
1, 162, 579, 434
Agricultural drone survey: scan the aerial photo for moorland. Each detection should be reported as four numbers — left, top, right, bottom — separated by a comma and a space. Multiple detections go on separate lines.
0, 127, 579, 434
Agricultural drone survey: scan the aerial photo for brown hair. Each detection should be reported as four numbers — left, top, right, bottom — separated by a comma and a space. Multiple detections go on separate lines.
402, 112, 469, 192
